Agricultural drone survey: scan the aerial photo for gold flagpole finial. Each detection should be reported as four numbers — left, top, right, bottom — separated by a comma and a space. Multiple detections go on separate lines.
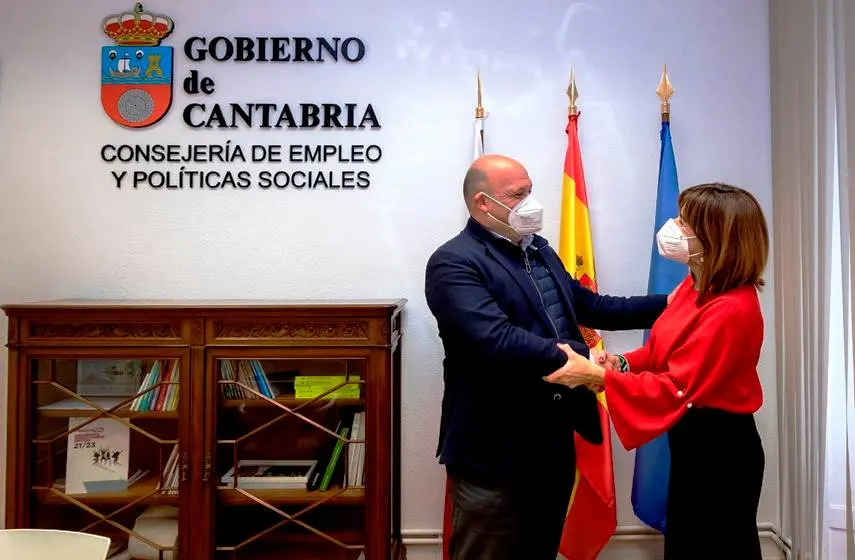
656, 64, 674, 122
567, 68, 579, 116
475, 69, 486, 119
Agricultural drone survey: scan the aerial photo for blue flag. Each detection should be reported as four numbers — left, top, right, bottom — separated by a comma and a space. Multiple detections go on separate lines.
630, 120, 686, 533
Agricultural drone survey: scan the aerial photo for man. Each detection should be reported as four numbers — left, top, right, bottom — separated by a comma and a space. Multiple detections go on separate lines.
424, 154, 670, 560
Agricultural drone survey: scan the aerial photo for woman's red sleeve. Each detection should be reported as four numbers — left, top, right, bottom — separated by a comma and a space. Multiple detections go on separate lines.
604, 297, 762, 450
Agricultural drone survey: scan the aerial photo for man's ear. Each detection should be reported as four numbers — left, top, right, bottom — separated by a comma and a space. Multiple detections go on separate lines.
473, 191, 489, 214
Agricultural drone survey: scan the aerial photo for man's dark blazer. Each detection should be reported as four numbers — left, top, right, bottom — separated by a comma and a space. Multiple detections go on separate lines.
425, 218, 667, 480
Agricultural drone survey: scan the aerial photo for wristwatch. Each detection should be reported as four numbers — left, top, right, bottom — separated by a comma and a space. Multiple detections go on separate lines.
615, 354, 629, 372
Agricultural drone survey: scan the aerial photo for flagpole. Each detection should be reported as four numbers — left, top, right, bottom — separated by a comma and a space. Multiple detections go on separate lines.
448, 69, 488, 559
567, 68, 579, 116
476, 68, 485, 119
558, 68, 617, 559
657, 64, 673, 123
630, 64, 679, 534
475, 69, 486, 154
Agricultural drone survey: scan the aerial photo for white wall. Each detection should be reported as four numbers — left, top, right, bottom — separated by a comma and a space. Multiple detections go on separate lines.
0, 0, 779, 555
824, 118, 849, 560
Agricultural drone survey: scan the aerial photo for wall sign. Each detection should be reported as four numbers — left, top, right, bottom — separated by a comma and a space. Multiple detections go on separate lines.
99, 3, 382, 191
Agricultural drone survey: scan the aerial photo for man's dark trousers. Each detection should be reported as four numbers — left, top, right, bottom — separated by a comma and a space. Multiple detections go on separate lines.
447, 447, 576, 560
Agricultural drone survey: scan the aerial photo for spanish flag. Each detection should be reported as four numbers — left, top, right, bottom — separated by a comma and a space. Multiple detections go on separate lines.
557, 110, 617, 559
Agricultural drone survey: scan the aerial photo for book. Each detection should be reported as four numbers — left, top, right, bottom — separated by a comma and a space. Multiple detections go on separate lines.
76, 359, 142, 397
220, 460, 318, 489
348, 411, 365, 487
65, 417, 130, 494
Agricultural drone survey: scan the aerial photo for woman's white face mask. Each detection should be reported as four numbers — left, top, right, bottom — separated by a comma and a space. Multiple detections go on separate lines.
480, 192, 544, 235
656, 218, 703, 264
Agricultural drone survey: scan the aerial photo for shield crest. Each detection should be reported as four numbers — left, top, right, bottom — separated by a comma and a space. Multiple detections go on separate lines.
101, 4, 174, 128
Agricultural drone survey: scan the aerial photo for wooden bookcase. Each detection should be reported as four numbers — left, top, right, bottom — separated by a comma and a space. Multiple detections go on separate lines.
2, 299, 406, 560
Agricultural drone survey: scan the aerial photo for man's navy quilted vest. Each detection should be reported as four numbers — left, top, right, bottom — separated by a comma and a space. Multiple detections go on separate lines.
524, 248, 571, 339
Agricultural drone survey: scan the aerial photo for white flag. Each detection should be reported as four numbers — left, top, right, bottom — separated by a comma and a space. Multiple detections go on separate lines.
473, 117, 485, 160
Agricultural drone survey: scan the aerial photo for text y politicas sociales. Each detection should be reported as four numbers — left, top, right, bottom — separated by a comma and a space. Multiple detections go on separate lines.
101, 142, 382, 190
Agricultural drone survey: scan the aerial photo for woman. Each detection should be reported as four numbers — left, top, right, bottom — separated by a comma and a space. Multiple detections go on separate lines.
544, 182, 768, 559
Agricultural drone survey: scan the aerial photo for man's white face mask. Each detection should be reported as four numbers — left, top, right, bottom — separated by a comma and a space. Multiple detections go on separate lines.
480, 192, 544, 235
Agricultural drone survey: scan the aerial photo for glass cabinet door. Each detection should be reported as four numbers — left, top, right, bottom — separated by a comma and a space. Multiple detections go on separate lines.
211, 353, 367, 560
27, 352, 188, 559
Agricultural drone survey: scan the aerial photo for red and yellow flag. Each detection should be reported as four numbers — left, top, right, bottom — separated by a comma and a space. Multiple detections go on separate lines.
557, 112, 617, 560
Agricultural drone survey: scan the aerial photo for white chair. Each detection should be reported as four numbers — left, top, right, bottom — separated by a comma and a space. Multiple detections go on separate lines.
0, 529, 111, 560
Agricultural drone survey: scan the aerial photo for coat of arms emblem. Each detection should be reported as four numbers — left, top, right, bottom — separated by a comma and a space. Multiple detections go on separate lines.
101, 3, 174, 128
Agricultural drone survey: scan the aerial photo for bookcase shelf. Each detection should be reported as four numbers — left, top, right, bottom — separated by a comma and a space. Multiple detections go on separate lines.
219, 396, 365, 409
217, 484, 364, 506
33, 476, 179, 506
37, 408, 179, 419
3, 299, 406, 560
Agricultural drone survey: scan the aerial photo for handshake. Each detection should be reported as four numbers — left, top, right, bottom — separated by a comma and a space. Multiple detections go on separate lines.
541, 344, 624, 393
592, 348, 622, 371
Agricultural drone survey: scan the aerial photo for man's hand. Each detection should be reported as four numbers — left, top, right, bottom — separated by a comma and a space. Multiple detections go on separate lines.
543, 343, 605, 388
667, 284, 679, 306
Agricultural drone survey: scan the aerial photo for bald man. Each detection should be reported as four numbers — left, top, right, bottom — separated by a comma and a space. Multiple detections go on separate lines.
425, 155, 670, 560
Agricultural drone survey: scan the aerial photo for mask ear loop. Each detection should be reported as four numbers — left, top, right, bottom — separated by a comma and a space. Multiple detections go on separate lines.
479, 192, 512, 213
683, 232, 703, 262
478, 192, 520, 237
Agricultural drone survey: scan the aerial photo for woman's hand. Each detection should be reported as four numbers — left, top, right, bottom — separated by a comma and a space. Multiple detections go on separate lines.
543, 343, 606, 388
590, 348, 621, 371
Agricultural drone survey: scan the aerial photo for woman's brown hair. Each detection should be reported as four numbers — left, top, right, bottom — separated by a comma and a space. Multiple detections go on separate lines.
678, 182, 769, 297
